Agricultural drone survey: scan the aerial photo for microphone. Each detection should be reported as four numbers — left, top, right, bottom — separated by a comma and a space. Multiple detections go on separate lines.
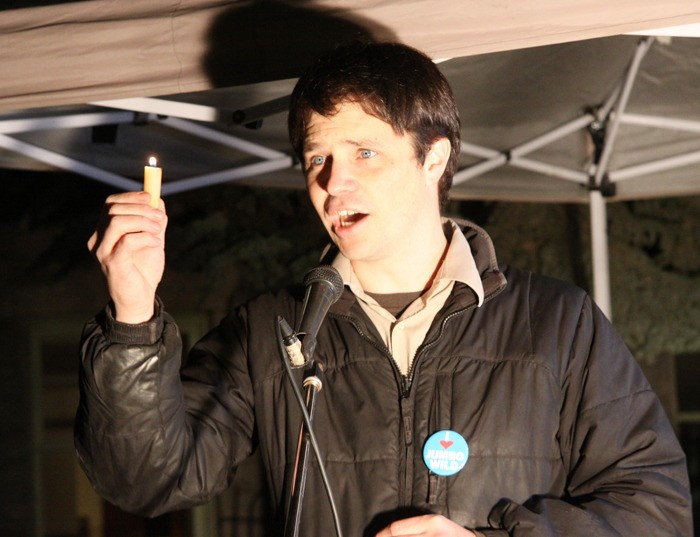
296, 265, 344, 362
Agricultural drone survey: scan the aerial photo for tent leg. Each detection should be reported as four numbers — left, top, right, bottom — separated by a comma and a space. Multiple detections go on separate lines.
589, 190, 612, 319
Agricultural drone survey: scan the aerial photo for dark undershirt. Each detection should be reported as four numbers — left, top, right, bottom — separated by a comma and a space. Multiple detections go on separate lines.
366, 290, 423, 318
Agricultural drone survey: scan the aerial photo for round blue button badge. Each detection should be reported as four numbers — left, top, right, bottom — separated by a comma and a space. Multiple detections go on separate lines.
423, 429, 469, 476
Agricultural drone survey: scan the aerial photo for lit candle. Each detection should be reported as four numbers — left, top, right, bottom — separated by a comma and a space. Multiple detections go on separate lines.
143, 156, 162, 208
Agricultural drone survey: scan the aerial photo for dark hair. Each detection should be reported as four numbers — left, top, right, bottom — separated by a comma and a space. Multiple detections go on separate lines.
288, 42, 460, 210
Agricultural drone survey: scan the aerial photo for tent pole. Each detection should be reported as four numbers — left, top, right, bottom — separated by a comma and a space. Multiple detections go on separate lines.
589, 190, 612, 319
586, 38, 654, 322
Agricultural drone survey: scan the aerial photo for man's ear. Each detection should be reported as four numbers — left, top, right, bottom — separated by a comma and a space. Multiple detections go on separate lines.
424, 137, 451, 184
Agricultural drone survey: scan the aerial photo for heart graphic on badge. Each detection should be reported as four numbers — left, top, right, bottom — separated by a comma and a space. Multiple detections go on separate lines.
424, 430, 469, 476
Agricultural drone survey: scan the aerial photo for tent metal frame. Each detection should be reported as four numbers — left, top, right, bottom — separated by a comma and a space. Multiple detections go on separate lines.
453, 37, 700, 317
1, 37, 700, 318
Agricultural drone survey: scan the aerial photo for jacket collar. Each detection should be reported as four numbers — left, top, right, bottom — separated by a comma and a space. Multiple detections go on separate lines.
325, 218, 507, 316
452, 217, 507, 303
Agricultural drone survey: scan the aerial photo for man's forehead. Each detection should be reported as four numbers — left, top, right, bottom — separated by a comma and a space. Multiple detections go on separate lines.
302, 102, 394, 145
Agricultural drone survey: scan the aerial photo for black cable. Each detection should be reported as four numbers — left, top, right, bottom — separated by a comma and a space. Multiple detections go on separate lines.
275, 316, 344, 537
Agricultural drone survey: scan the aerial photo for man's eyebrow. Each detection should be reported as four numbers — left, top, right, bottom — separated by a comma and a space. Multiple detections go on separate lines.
304, 138, 378, 153
303, 140, 321, 153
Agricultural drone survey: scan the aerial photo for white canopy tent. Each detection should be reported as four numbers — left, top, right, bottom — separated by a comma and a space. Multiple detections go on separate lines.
2, 1, 700, 318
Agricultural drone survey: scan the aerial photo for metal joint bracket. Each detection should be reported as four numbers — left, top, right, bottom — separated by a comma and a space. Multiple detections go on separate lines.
132, 112, 152, 126
586, 113, 608, 164
588, 174, 616, 197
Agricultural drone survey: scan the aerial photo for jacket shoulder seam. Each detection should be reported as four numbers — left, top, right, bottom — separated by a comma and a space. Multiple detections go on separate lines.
579, 388, 654, 416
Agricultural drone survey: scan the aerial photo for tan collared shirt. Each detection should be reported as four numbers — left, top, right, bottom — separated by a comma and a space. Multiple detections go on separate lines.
331, 219, 484, 375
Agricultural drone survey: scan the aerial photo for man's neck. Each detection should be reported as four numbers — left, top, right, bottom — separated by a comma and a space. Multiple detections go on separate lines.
351, 219, 450, 294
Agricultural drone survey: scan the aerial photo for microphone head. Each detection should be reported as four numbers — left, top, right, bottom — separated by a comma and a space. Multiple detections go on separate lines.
302, 265, 344, 303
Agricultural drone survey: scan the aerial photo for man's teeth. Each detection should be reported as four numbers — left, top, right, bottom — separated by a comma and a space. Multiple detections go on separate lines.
338, 210, 358, 227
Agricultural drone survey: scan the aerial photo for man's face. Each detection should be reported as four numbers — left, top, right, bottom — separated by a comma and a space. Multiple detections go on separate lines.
303, 101, 443, 273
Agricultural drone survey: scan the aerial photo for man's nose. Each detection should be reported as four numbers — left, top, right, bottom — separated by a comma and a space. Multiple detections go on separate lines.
324, 158, 357, 195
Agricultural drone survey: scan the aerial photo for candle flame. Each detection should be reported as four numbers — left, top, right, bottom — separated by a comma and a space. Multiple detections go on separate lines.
148, 156, 157, 167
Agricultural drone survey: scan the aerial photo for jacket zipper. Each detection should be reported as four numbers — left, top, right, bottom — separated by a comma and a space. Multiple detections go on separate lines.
405, 282, 507, 392
401, 401, 413, 506
405, 306, 473, 392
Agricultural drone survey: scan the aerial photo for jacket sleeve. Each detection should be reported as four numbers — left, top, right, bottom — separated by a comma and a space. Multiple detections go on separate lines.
74, 301, 256, 517
486, 294, 693, 536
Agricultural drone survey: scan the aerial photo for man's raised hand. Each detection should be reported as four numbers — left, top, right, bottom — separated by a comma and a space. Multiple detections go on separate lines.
87, 191, 167, 324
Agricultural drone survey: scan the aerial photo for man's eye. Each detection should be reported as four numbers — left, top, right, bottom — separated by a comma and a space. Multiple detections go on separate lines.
310, 155, 325, 166
359, 149, 376, 159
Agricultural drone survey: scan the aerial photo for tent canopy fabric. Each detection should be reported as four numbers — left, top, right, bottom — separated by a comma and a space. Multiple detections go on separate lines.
2, 33, 698, 203
2, 1, 700, 317
2, 0, 700, 111
1, 1, 699, 201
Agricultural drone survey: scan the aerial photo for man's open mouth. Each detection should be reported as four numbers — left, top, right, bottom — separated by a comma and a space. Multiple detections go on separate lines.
337, 209, 366, 228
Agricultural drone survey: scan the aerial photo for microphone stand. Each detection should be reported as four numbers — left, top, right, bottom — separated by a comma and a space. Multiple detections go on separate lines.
284, 360, 324, 537
278, 313, 342, 537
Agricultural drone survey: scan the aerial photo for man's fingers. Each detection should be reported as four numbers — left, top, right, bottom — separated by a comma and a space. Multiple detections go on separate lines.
87, 230, 99, 253
90, 214, 163, 257
376, 514, 476, 537
104, 190, 152, 205
115, 229, 164, 252
103, 227, 163, 260
88, 192, 165, 256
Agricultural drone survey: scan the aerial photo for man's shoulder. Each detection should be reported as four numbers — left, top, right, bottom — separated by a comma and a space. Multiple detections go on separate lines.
501, 264, 585, 294
498, 264, 591, 316
232, 284, 303, 318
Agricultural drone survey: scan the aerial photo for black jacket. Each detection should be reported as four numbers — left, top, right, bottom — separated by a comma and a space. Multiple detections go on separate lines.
75, 223, 692, 536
